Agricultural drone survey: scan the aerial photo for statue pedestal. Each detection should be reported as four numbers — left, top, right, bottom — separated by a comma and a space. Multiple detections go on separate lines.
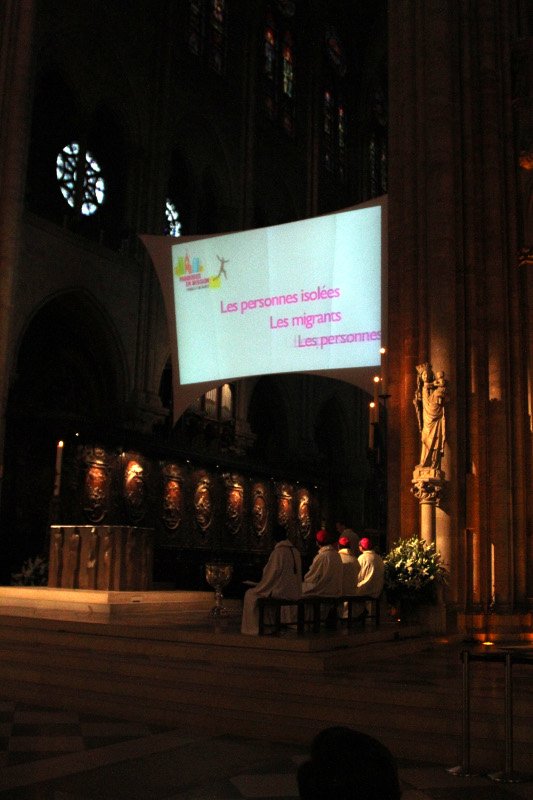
412, 466, 445, 484
412, 468, 446, 544
48, 525, 153, 591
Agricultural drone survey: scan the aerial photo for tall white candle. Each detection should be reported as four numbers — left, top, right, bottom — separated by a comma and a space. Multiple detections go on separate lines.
373, 376, 380, 422
380, 347, 388, 396
490, 543, 495, 602
368, 403, 375, 449
53, 440, 64, 497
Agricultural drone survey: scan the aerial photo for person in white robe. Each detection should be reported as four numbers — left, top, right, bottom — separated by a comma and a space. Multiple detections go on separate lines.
241, 525, 302, 635
302, 529, 343, 596
335, 520, 360, 552
338, 535, 360, 619
338, 536, 360, 595
302, 530, 343, 623
356, 537, 385, 598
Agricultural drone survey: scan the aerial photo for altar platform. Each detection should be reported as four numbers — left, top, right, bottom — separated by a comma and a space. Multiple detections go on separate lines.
0, 587, 531, 780
0, 586, 426, 664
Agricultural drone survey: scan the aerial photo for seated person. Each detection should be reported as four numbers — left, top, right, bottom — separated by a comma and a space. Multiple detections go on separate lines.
297, 725, 402, 800
302, 529, 343, 597
302, 529, 343, 623
241, 524, 302, 635
338, 535, 360, 618
356, 537, 385, 598
335, 519, 360, 551
338, 536, 360, 594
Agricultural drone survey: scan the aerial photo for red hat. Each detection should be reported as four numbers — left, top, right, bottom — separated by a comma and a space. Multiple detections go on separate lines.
316, 529, 333, 545
359, 537, 372, 551
338, 536, 350, 548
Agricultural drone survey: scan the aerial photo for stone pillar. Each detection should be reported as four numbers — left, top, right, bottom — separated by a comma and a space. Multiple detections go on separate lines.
0, 0, 35, 508
411, 467, 443, 545
388, 1, 528, 620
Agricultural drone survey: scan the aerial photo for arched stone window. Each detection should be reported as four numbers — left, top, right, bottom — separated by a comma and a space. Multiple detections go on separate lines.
165, 199, 181, 237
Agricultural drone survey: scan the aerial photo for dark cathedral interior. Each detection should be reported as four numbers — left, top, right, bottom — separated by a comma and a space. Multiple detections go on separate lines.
0, 0, 389, 592
0, 2, 532, 795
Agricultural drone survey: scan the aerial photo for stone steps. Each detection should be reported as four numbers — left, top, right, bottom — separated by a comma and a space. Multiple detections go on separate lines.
0, 616, 531, 773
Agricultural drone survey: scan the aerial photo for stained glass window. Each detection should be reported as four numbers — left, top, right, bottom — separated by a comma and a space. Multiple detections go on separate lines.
189, 0, 204, 55
262, 6, 295, 134
208, 0, 227, 74
264, 15, 276, 79
56, 142, 105, 216
369, 133, 388, 196
325, 27, 346, 77
368, 82, 388, 197
338, 103, 346, 178
189, 0, 226, 74
322, 26, 348, 180
282, 31, 293, 97
323, 90, 334, 170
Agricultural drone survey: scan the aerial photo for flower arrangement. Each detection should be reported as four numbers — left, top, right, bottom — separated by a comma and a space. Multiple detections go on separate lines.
11, 555, 49, 586
384, 536, 447, 606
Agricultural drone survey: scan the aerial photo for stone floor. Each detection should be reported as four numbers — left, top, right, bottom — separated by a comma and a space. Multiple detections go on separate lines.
0, 593, 531, 799
0, 699, 532, 799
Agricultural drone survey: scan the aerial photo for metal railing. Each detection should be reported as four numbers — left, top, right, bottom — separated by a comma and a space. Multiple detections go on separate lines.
447, 648, 533, 783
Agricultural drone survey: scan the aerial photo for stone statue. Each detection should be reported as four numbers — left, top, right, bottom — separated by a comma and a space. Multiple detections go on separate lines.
413, 363, 448, 472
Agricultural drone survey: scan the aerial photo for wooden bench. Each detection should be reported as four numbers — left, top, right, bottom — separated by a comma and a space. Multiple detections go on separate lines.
256, 594, 381, 635
299, 595, 381, 632
256, 597, 304, 635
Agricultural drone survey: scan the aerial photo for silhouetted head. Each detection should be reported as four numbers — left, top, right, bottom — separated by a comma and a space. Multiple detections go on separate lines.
297, 726, 402, 800
272, 524, 288, 543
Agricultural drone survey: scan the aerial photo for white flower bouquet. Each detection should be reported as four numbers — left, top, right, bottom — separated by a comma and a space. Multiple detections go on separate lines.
384, 536, 447, 606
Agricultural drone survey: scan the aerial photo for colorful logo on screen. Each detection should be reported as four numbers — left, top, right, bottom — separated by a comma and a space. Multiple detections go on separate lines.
174, 251, 224, 290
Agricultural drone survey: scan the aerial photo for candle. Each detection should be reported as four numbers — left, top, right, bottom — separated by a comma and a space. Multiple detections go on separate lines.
368, 403, 375, 448
53, 440, 64, 497
373, 376, 380, 422
380, 347, 388, 396
490, 543, 495, 603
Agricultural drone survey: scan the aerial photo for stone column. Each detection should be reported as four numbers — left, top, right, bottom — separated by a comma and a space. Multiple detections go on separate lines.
0, 0, 35, 508
388, 1, 527, 619
411, 468, 443, 545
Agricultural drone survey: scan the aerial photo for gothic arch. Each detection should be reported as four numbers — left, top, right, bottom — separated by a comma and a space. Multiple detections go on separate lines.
9, 289, 128, 427
1, 290, 129, 581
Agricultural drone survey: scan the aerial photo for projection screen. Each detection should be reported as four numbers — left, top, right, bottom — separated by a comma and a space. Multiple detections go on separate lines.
142, 196, 387, 409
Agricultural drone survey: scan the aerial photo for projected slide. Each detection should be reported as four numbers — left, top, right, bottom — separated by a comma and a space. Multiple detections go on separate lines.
171, 203, 382, 385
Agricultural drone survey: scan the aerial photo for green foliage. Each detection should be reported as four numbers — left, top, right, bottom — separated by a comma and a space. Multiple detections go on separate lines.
384, 536, 447, 605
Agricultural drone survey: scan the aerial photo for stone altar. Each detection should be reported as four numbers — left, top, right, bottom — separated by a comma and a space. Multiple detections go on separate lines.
48, 525, 154, 591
